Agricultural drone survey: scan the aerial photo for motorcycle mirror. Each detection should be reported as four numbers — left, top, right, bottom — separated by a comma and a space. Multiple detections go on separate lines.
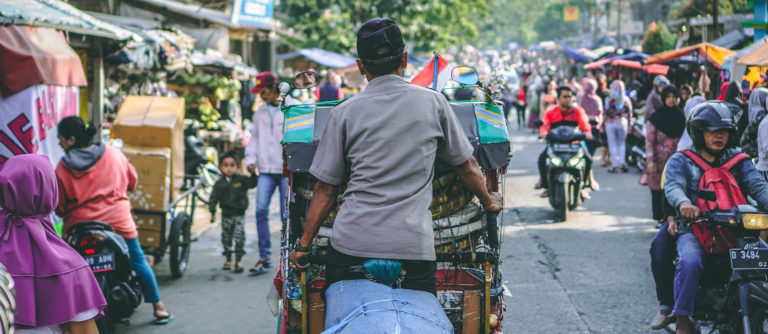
450, 66, 479, 85
698, 189, 718, 202
279, 82, 291, 95
294, 71, 321, 89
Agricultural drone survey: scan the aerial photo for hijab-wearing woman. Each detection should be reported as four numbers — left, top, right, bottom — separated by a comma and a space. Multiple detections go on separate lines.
646, 85, 685, 226
677, 96, 707, 151
603, 80, 633, 172
54, 116, 172, 324
740, 88, 768, 158
725, 80, 749, 137
579, 79, 603, 155
0, 154, 106, 333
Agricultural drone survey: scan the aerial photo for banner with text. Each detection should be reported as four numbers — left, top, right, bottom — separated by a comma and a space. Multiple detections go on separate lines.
231, 0, 273, 28
0, 85, 79, 166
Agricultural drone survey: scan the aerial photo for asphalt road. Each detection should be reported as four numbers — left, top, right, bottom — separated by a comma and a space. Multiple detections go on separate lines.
119, 126, 661, 334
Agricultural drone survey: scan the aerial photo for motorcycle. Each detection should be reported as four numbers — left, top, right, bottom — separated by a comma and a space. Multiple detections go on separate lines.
665, 196, 768, 334
625, 118, 646, 171
67, 222, 142, 334
184, 132, 221, 205
545, 121, 589, 222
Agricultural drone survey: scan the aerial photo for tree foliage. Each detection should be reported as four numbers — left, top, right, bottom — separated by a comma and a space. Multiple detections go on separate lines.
474, 0, 545, 49
532, 0, 596, 43
674, 0, 753, 19
641, 22, 677, 54
276, 0, 489, 55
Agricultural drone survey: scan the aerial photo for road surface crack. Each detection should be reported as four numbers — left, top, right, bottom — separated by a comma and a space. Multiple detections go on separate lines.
511, 209, 593, 333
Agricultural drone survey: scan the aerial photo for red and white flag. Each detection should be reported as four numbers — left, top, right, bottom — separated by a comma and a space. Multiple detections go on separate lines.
411, 53, 453, 91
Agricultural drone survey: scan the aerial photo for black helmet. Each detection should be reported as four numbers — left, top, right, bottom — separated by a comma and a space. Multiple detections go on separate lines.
687, 101, 738, 150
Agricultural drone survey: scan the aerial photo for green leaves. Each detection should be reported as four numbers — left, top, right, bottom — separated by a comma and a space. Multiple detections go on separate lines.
641, 22, 676, 54
277, 0, 489, 55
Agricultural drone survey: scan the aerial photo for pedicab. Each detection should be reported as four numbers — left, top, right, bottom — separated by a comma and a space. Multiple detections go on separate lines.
275, 67, 511, 333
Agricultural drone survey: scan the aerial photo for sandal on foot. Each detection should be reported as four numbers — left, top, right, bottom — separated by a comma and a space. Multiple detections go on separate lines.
234, 263, 244, 273
154, 312, 173, 325
258, 260, 273, 269
249, 263, 266, 274
222, 261, 232, 270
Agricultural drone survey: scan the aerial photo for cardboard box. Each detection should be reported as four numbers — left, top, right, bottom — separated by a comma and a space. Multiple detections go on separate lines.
133, 212, 164, 232
137, 228, 162, 248
112, 96, 184, 191
122, 145, 171, 212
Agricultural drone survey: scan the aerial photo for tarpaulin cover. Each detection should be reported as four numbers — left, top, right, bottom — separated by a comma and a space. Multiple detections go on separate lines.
557, 40, 594, 63
644, 64, 670, 76
278, 48, 357, 68
0, 26, 86, 97
646, 43, 735, 69
583, 59, 610, 70
737, 39, 768, 66
612, 59, 642, 69
0, 0, 136, 40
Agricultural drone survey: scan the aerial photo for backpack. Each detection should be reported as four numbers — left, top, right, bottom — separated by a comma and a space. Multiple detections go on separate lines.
681, 150, 750, 254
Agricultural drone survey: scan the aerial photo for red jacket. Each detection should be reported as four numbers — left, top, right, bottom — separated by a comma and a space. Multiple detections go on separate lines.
539, 105, 591, 136
56, 146, 138, 239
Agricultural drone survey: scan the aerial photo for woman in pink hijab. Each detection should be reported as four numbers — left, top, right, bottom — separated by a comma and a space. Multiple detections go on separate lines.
0, 154, 106, 333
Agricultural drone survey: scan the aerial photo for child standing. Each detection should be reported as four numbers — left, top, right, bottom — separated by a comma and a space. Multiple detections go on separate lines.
209, 152, 257, 273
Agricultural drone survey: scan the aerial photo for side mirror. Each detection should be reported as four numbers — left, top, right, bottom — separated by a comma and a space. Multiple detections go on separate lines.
451, 66, 479, 85
294, 71, 321, 89
279, 82, 291, 95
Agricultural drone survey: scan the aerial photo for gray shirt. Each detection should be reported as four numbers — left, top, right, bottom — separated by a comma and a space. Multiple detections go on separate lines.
309, 74, 474, 261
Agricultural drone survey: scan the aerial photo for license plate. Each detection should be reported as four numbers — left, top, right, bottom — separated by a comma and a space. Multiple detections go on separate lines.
729, 249, 768, 270
553, 143, 579, 151
84, 252, 115, 272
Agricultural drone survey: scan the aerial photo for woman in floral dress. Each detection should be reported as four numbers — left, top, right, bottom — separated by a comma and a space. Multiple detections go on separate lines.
645, 85, 686, 226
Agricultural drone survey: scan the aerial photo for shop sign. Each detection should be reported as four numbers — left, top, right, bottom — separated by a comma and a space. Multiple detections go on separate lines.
231, 0, 273, 28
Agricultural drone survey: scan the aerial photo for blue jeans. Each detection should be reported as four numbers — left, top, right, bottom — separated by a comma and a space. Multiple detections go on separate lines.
126, 237, 161, 303
673, 233, 705, 316
256, 173, 288, 261
650, 221, 676, 311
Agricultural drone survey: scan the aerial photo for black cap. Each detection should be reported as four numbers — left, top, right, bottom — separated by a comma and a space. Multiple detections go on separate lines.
356, 18, 405, 63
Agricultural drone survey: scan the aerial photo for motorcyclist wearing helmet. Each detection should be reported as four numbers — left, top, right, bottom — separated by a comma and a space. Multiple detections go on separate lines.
663, 102, 768, 334
645, 75, 670, 121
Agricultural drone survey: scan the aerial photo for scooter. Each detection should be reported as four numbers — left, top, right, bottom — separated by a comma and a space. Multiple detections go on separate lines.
545, 121, 589, 222
625, 118, 646, 171
67, 222, 142, 334
665, 197, 768, 334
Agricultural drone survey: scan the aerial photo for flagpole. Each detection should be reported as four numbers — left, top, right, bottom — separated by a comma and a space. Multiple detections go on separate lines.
432, 51, 439, 91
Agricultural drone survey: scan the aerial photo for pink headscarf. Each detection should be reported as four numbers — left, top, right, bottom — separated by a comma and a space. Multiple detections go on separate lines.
0, 154, 105, 328
578, 79, 603, 122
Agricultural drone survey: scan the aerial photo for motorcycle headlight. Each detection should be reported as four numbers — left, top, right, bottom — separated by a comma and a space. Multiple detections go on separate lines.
743, 214, 768, 230
567, 155, 582, 167
549, 156, 562, 166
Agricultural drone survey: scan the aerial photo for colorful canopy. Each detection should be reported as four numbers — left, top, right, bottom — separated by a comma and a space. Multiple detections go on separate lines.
583, 59, 642, 70
646, 43, 735, 69
737, 40, 768, 66
643, 64, 670, 76
0, 25, 86, 97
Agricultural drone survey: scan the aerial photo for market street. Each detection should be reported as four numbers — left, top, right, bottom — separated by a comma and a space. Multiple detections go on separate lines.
117, 126, 658, 334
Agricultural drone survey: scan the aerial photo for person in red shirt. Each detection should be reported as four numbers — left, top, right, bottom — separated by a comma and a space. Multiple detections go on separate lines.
536, 86, 597, 197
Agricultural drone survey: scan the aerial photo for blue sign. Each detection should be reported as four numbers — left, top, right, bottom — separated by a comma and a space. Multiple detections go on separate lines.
231, 0, 273, 28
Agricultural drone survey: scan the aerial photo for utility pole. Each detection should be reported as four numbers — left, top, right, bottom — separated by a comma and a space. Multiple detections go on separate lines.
616, 0, 622, 47
713, 0, 720, 39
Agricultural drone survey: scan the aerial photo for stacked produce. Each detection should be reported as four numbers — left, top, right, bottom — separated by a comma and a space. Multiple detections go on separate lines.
170, 72, 241, 129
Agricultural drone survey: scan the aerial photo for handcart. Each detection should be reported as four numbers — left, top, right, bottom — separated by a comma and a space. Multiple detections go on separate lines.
132, 176, 203, 278
275, 67, 511, 333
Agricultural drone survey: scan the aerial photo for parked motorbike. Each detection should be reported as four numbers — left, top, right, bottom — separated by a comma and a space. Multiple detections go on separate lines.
67, 222, 142, 334
184, 133, 221, 204
545, 121, 588, 222
625, 118, 646, 171
665, 198, 768, 334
